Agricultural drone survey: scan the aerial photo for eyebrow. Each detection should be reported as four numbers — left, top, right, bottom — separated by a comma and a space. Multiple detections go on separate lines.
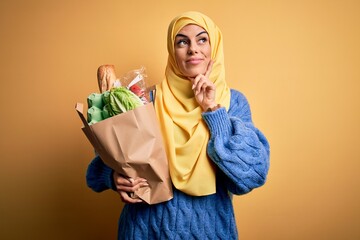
175, 31, 208, 38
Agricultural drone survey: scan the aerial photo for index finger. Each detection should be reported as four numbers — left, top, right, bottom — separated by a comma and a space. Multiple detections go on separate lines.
205, 60, 214, 78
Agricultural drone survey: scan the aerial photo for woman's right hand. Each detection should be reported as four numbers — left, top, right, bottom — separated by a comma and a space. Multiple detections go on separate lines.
113, 171, 148, 203
189, 60, 217, 111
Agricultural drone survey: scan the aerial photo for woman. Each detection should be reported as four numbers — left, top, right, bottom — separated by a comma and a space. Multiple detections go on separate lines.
86, 11, 270, 239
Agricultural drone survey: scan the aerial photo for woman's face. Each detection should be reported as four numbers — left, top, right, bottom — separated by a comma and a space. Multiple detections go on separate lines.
174, 24, 211, 78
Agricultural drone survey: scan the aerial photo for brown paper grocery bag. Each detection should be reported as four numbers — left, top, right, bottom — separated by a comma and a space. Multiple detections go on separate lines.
76, 103, 173, 204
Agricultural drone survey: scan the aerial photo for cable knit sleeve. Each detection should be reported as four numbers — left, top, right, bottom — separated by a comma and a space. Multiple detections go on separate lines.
202, 89, 270, 195
86, 155, 116, 192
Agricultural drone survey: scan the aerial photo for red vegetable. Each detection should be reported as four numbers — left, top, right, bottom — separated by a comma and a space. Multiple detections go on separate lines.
129, 84, 145, 97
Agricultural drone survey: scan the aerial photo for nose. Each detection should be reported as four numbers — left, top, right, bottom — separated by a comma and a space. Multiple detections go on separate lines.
187, 43, 198, 54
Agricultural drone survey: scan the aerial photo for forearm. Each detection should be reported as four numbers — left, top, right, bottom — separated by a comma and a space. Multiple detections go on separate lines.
86, 155, 115, 192
203, 107, 270, 195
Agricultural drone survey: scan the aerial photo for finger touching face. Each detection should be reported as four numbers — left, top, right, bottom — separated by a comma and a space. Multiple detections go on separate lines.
174, 24, 211, 78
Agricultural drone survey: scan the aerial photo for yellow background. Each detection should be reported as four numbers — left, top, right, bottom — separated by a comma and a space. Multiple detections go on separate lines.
1, 0, 359, 239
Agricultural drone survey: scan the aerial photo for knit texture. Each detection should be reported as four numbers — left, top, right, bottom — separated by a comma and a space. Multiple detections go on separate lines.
86, 89, 270, 240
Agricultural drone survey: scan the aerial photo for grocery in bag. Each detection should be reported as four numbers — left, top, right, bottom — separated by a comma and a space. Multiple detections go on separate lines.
76, 65, 173, 204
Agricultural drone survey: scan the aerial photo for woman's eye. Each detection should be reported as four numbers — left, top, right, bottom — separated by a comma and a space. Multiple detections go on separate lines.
199, 38, 208, 44
177, 39, 188, 46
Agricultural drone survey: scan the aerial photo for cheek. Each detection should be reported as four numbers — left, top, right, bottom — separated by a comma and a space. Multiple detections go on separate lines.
174, 50, 186, 67
204, 45, 211, 57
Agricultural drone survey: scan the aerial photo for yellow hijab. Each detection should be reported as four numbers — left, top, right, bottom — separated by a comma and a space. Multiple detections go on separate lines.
155, 11, 231, 196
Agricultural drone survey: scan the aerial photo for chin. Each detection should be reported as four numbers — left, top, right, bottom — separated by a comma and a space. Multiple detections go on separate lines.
183, 67, 206, 78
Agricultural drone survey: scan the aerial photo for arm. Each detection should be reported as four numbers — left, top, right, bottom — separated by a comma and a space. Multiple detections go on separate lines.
86, 155, 148, 203
86, 155, 115, 192
202, 90, 270, 195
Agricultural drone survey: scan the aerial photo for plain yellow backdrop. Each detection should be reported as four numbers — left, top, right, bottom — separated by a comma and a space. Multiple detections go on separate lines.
1, 0, 359, 239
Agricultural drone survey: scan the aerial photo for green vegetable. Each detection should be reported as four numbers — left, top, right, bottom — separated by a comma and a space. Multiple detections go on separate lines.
102, 87, 143, 117
86, 87, 143, 125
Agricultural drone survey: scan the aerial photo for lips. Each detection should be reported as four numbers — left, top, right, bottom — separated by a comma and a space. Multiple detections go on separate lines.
186, 58, 203, 64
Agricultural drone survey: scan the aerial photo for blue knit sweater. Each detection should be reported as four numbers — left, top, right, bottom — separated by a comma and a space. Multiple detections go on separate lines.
86, 89, 270, 240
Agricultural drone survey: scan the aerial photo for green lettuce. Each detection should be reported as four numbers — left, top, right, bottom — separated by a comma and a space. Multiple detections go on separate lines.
87, 87, 144, 124
102, 87, 143, 117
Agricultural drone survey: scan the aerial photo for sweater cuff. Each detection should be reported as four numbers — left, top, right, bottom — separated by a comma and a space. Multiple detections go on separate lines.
102, 165, 116, 190
202, 107, 232, 136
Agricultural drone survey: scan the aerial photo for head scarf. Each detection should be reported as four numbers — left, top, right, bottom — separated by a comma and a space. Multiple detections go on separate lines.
155, 11, 231, 196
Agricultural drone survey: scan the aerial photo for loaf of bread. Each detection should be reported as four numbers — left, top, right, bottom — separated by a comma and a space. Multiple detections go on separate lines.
97, 64, 118, 93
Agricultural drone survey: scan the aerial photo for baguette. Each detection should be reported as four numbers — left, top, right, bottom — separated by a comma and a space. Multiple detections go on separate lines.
97, 64, 117, 93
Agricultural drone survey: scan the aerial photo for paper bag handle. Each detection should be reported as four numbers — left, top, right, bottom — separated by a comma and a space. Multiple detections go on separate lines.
75, 103, 89, 127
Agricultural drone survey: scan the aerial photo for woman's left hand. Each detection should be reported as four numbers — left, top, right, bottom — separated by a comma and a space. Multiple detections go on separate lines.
189, 60, 217, 111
